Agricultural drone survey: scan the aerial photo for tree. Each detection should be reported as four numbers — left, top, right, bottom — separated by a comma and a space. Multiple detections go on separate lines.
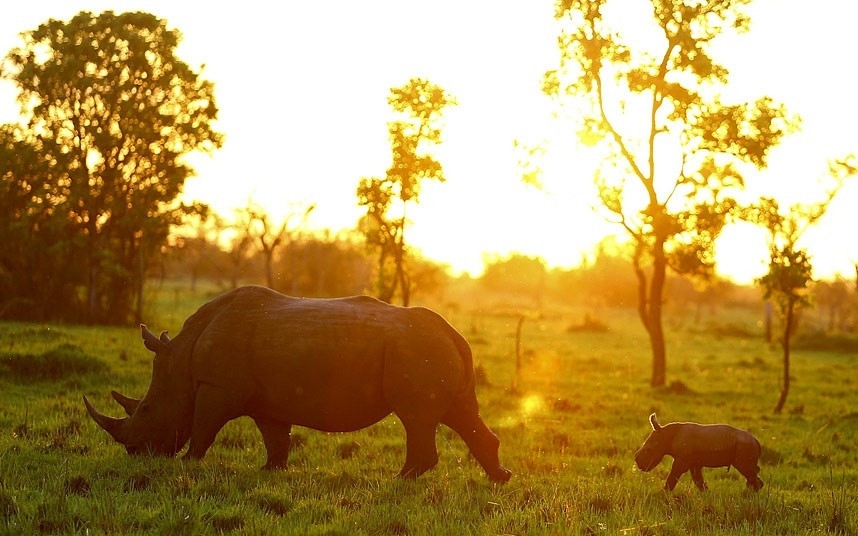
2, 11, 222, 323
543, 0, 794, 386
0, 125, 82, 320
357, 78, 456, 305
747, 157, 855, 413
234, 201, 315, 289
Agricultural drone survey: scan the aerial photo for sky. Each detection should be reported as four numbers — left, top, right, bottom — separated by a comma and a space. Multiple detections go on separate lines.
1, 0, 857, 283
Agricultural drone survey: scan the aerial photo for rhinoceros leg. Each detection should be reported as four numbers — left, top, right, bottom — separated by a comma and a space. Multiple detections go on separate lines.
733, 442, 763, 491
183, 384, 243, 461
734, 460, 764, 491
690, 466, 708, 490
665, 459, 690, 491
254, 418, 292, 470
397, 417, 440, 479
442, 407, 511, 483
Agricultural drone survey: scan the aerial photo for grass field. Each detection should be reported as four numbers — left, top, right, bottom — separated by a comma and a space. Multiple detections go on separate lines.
1, 283, 856, 535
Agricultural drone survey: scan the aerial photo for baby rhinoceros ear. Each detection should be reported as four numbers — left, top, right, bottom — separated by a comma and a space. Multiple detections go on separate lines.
649, 413, 661, 431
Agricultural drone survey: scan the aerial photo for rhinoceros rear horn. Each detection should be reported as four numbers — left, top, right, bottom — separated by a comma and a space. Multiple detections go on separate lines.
111, 390, 140, 416
649, 413, 661, 431
84, 395, 127, 444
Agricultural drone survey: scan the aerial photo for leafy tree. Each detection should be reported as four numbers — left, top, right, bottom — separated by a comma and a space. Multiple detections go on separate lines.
747, 157, 855, 413
543, 0, 794, 386
0, 126, 82, 320
357, 78, 456, 305
2, 11, 222, 323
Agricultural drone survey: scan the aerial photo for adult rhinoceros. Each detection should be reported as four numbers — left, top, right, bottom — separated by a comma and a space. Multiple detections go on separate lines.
84, 286, 511, 482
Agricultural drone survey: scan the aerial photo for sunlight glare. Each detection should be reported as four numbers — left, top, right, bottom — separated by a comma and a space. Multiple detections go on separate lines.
714, 222, 769, 284
520, 394, 545, 418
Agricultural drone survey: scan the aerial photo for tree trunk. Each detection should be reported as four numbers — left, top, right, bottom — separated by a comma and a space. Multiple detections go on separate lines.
264, 251, 274, 289
649, 241, 668, 387
773, 298, 794, 414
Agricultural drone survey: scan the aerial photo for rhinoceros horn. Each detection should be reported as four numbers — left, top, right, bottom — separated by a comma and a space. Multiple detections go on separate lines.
83, 395, 127, 443
111, 390, 140, 416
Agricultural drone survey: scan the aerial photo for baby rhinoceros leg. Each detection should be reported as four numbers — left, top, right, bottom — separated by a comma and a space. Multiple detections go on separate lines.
665, 459, 690, 491
734, 460, 764, 491
733, 436, 764, 492
690, 466, 708, 491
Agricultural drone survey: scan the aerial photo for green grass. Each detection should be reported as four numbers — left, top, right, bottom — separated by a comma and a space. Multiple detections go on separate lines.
0, 285, 856, 534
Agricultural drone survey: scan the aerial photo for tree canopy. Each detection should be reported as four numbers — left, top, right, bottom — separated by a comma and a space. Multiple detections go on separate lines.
543, 0, 796, 386
0, 10, 222, 323
357, 78, 456, 305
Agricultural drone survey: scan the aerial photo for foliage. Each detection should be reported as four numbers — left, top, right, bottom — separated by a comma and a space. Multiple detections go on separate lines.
357, 78, 456, 305
543, 0, 796, 386
744, 157, 856, 413
0, 10, 222, 324
0, 287, 856, 534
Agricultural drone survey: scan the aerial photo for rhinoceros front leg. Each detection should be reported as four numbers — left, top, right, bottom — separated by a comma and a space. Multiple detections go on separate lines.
665, 459, 690, 491
183, 384, 242, 461
254, 418, 292, 470
690, 466, 708, 491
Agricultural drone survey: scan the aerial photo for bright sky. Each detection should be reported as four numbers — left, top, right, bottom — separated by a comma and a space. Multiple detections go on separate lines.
2, 0, 857, 283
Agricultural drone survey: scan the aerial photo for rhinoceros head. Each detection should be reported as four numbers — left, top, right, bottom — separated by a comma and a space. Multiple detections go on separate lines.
634, 413, 668, 472
84, 324, 192, 457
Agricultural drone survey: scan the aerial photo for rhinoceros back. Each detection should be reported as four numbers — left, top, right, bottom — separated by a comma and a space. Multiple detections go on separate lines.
178, 286, 473, 432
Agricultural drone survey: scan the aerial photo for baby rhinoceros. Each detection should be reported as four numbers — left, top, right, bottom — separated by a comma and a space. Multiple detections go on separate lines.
634, 413, 763, 492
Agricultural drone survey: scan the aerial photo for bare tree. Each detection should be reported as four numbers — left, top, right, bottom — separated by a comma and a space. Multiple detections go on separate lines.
235, 201, 315, 289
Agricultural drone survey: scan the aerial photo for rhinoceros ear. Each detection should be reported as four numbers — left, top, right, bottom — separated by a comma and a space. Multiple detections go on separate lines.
649, 413, 661, 431
111, 390, 140, 416
159, 331, 171, 344
141, 324, 168, 354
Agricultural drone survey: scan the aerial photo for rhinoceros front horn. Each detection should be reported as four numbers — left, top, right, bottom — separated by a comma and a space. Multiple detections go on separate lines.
83, 395, 127, 444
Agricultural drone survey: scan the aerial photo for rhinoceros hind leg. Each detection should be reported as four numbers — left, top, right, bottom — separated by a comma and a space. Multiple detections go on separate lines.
397, 418, 439, 479
735, 462, 763, 491
255, 418, 292, 470
690, 466, 708, 491
442, 409, 510, 483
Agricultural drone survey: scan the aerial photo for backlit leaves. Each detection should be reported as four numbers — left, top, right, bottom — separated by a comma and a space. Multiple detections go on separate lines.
357, 78, 455, 304
1, 10, 223, 322
547, 0, 792, 280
